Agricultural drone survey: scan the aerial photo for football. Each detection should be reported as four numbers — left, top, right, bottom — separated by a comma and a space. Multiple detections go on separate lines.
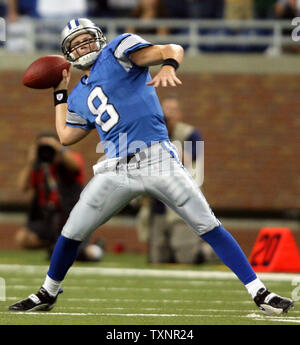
22, 55, 71, 89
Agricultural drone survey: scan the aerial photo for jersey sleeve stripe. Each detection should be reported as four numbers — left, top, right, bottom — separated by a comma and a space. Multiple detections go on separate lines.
66, 122, 92, 130
114, 34, 151, 59
66, 110, 88, 126
114, 34, 152, 72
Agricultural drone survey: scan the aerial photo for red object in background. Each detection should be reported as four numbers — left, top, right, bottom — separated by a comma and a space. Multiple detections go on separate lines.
114, 243, 125, 254
249, 227, 300, 273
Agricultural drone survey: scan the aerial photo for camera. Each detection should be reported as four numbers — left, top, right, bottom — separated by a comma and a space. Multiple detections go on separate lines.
37, 144, 56, 163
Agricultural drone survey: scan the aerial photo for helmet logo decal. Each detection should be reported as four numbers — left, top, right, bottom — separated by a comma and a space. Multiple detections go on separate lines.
67, 18, 81, 30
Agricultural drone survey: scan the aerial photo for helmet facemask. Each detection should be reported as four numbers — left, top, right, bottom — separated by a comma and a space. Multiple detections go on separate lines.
61, 19, 106, 70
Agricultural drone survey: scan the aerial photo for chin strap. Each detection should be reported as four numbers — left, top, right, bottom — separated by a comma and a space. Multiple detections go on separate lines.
72, 51, 100, 70
70, 42, 106, 70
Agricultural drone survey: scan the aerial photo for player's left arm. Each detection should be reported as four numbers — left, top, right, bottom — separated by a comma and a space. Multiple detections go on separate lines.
54, 70, 92, 146
129, 44, 184, 88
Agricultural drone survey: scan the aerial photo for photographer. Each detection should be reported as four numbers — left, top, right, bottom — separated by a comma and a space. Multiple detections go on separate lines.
15, 131, 103, 261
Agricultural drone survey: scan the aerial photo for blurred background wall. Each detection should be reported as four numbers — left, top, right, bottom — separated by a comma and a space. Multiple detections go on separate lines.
1, 60, 300, 211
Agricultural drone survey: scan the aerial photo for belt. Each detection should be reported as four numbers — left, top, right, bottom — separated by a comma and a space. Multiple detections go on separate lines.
117, 150, 147, 169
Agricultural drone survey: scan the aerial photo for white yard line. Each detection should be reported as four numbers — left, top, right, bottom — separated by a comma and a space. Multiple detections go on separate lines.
5, 296, 254, 304
0, 264, 299, 282
1, 311, 300, 323
5, 285, 246, 294
245, 313, 300, 324
0, 311, 237, 317
6, 277, 236, 286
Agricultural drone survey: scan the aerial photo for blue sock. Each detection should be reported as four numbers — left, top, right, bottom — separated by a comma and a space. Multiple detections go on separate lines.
47, 235, 81, 281
201, 225, 257, 285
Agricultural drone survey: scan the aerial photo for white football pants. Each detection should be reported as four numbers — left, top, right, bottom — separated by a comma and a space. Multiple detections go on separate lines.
61, 141, 220, 241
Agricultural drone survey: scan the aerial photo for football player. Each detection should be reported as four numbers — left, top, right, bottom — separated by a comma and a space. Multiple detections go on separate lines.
9, 18, 293, 316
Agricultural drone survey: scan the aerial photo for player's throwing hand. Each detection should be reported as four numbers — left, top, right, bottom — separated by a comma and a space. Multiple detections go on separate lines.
54, 69, 71, 92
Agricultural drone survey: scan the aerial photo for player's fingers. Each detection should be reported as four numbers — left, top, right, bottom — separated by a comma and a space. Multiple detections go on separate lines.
174, 76, 182, 85
147, 76, 161, 88
147, 74, 180, 88
161, 79, 167, 87
146, 76, 157, 85
54, 69, 71, 91
154, 79, 161, 88
62, 69, 68, 78
63, 69, 71, 82
167, 77, 177, 87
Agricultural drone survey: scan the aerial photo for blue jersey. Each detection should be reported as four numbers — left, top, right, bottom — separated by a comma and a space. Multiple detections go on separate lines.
66, 33, 169, 158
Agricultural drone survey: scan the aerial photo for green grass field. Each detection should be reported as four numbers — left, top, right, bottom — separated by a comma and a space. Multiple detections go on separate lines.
0, 250, 299, 326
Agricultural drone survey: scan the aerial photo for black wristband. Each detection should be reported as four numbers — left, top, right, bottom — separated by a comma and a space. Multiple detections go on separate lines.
54, 89, 68, 106
162, 58, 179, 71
